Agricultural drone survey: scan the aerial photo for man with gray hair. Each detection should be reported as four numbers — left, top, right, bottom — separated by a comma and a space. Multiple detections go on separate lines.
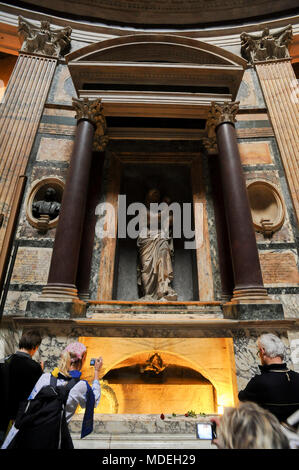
238, 333, 299, 423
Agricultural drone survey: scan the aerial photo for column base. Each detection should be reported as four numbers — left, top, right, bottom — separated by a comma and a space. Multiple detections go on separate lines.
223, 300, 284, 320
78, 290, 90, 302
41, 283, 79, 301
26, 298, 87, 319
32, 283, 87, 318
221, 293, 232, 303
231, 287, 269, 303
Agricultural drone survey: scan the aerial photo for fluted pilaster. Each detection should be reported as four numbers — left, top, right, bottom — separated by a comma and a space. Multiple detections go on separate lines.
255, 60, 299, 224
0, 53, 57, 251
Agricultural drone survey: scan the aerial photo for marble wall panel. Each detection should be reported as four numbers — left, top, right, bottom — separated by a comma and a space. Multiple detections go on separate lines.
89, 154, 110, 300
271, 293, 299, 319
288, 332, 299, 373
238, 141, 273, 165
202, 154, 222, 301
10, 247, 52, 285
4, 291, 41, 317
36, 136, 73, 162
47, 64, 77, 105
0, 326, 21, 357
236, 68, 266, 109
233, 330, 291, 391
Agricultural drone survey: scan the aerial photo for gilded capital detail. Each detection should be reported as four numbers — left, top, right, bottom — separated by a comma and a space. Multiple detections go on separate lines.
18, 16, 72, 57
72, 97, 109, 151
240, 25, 293, 63
203, 101, 239, 154
208, 101, 239, 129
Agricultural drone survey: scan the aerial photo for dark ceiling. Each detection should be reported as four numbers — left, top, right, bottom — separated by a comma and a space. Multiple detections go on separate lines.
6, 0, 299, 29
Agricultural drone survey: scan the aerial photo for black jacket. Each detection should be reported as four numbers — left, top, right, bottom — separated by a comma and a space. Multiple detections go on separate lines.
7, 351, 43, 419
238, 363, 299, 422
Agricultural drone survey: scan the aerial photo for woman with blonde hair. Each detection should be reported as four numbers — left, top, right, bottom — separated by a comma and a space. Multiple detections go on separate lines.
212, 402, 290, 449
2, 341, 103, 449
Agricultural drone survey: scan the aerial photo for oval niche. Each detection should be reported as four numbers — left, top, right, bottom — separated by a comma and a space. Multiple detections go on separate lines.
247, 180, 285, 237
26, 177, 64, 230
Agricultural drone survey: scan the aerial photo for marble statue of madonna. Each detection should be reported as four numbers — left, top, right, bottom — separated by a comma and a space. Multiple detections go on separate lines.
137, 188, 177, 301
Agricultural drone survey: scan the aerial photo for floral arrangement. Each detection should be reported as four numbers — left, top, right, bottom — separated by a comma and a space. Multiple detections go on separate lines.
160, 411, 206, 419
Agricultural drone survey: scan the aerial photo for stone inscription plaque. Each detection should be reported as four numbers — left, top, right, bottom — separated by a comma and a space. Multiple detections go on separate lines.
259, 251, 299, 285
11, 247, 52, 284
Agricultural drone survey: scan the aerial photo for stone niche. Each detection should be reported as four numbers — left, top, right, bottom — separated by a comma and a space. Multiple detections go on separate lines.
114, 163, 198, 301
26, 177, 64, 231
247, 180, 285, 237
77, 337, 238, 415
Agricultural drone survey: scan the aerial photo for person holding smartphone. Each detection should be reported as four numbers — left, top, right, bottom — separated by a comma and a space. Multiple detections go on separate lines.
2, 342, 103, 449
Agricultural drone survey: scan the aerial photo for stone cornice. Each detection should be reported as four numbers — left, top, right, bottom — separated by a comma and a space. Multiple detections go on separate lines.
3, 315, 299, 333
0, 5, 298, 56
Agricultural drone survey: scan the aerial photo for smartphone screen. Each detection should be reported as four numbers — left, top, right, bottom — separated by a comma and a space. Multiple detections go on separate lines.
197, 423, 213, 440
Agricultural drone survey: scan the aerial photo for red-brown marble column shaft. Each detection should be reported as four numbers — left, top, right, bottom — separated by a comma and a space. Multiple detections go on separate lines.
255, 59, 299, 225
212, 102, 268, 301
42, 98, 105, 300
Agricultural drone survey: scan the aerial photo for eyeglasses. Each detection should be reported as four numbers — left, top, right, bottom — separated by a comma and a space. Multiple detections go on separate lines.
256, 350, 261, 357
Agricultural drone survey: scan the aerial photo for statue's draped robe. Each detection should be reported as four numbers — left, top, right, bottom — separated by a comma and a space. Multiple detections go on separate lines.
137, 220, 176, 300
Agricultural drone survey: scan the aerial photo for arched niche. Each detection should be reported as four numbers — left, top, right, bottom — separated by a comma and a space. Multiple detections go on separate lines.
247, 179, 285, 238
26, 177, 64, 231
78, 337, 238, 415
94, 351, 217, 415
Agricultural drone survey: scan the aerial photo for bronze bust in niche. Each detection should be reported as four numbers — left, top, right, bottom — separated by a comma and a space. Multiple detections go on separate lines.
32, 187, 61, 232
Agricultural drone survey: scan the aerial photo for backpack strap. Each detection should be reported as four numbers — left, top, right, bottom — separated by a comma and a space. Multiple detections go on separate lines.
64, 377, 80, 394
50, 374, 58, 387
49, 374, 78, 395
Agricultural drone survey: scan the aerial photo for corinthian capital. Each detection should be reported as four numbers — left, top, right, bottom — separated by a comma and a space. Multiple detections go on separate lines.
207, 101, 239, 130
72, 97, 109, 151
18, 16, 72, 57
240, 25, 293, 63
203, 101, 239, 154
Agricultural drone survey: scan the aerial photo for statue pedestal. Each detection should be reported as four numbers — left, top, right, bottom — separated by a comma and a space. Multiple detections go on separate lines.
26, 298, 87, 319
87, 300, 223, 319
222, 300, 284, 321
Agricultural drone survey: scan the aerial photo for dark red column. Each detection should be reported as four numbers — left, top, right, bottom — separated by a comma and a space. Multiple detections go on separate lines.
42, 98, 107, 300
213, 102, 268, 301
